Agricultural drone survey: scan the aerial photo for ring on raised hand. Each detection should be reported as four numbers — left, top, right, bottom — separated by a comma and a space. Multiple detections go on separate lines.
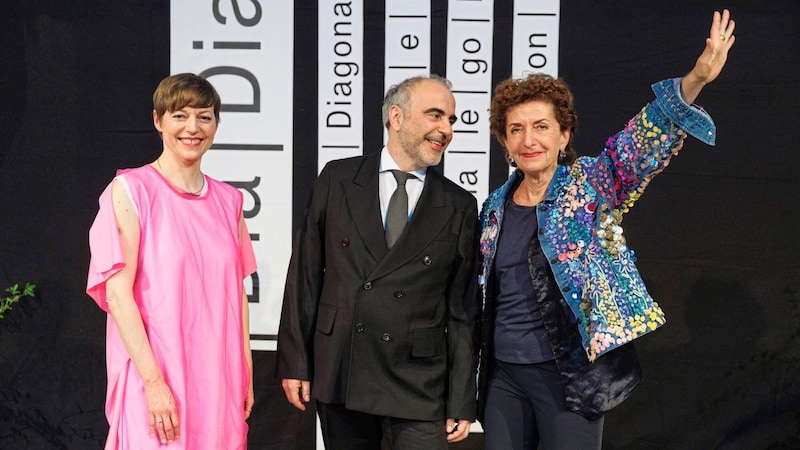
719, 34, 726, 41
156, 419, 163, 424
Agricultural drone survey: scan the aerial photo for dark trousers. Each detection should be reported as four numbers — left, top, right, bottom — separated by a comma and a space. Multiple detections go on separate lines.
483, 359, 604, 450
316, 402, 448, 450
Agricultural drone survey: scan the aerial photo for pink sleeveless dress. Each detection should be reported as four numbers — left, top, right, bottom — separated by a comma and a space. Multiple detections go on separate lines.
87, 165, 256, 449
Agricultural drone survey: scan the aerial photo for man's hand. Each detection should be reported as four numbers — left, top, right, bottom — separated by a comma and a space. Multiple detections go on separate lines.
281, 378, 311, 411
446, 418, 471, 443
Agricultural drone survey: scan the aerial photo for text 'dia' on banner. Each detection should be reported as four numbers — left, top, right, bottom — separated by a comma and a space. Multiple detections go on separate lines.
171, 0, 294, 351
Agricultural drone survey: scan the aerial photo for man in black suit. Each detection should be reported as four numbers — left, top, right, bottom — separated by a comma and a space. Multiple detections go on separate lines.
277, 75, 478, 449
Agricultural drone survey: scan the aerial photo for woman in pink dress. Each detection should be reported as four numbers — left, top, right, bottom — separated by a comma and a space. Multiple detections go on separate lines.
87, 73, 257, 449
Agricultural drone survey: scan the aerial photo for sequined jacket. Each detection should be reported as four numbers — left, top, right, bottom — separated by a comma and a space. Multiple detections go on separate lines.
477, 78, 716, 418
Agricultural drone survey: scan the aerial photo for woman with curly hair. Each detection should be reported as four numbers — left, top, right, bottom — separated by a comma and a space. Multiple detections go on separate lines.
476, 10, 735, 449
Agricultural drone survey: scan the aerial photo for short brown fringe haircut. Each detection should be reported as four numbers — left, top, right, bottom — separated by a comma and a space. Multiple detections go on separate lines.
152, 73, 221, 122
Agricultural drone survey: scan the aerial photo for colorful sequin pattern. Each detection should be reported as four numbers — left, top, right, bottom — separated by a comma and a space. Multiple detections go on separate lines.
479, 99, 686, 362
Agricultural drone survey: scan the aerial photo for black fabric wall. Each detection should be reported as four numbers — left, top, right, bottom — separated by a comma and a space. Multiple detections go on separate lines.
1, 1, 798, 449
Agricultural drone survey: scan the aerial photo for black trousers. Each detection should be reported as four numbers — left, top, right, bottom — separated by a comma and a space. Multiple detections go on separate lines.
316, 402, 448, 450
483, 359, 604, 450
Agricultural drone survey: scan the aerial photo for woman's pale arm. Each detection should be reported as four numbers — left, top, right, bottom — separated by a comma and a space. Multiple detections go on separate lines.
681, 9, 736, 104
240, 216, 255, 419
243, 288, 254, 419
105, 179, 180, 444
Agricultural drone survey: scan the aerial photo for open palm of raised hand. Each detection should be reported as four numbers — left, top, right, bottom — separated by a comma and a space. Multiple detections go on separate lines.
692, 9, 736, 85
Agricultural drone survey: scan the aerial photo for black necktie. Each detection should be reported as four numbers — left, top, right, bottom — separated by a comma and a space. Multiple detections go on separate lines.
385, 170, 412, 248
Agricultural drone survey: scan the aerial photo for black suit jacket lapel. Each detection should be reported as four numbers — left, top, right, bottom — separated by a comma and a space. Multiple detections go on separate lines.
370, 169, 453, 280
343, 153, 389, 264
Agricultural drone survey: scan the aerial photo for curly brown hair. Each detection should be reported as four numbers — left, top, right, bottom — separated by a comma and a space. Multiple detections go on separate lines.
489, 73, 578, 166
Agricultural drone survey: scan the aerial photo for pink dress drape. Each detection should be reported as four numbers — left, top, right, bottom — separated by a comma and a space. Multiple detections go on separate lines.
87, 165, 257, 449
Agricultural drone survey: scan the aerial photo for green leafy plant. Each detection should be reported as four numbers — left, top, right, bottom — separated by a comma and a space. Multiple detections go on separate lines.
0, 282, 36, 319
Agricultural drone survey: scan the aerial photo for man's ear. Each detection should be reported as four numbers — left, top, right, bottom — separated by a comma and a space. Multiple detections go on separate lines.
388, 105, 404, 131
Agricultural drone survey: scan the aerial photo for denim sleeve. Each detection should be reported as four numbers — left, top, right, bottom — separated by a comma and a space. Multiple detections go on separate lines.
651, 77, 716, 146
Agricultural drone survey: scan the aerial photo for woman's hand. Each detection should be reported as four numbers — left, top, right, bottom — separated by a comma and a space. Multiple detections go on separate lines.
145, 378, 180, 444
682, 9, 736, 104
244, 382, 255, 420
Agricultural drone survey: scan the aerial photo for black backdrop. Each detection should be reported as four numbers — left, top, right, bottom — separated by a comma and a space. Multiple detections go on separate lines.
2, 1, 799, 449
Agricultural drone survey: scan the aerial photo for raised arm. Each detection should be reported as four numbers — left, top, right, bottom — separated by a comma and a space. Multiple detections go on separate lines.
681, 9, 736, 104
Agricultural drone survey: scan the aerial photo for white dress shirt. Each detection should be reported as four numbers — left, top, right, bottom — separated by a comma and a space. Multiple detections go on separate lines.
379, 148, 426, 229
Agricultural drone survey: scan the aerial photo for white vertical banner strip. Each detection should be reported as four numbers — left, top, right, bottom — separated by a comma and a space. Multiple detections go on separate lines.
384, 0, 432, 146
170, 1, 294, 351
512, 0, 560, 78
385, 0, 431, 86
318, 1, 365, 170
445, 0, 494, 206
317, 3, 365, 448
510, 0, 560, 176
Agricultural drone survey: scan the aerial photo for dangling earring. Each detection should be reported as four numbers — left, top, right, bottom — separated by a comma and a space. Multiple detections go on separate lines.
558, 150, 566, 161
506, 154, 517, 167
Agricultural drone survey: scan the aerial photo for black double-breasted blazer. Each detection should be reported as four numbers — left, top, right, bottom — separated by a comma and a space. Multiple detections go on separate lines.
277, 152, 478, 421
